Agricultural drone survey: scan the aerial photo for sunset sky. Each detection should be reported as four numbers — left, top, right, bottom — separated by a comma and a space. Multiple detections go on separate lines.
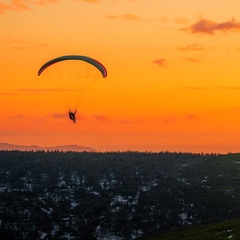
2, 0, 240, 153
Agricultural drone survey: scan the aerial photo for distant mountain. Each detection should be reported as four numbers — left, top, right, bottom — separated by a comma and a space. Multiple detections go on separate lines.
0, 142, 95, 152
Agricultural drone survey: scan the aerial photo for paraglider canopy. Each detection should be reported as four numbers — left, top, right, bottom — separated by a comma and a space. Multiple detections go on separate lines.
38, 55, 107, 78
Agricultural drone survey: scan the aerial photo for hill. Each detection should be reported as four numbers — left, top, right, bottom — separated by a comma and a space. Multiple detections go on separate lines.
0, 142, 95, 152
142, 218, 240, 240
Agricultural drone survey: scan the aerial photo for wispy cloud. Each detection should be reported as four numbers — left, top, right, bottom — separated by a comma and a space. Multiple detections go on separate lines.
0, 92, 17, 96
91, 114, 134, 124
183, 18, 240, 35
0, 88, 72, 96
52, 112, 66, 119
162, 114, 198, 124
0, 0, 60, 14
18, 88, 86, 93
176, 86, 240, 90
18, 88, 59, 94
176, 87, 212, 90
92, 115, 110, 122
152, 58, 168, 67
186, 114, 198, 121
7, 40, 47, 49
184, 58, 201, 63
159, 16, 169, 23
174, 17, 190, 25
0, 91, 46, 96
0, 0, 30, 14
80, 0, 101, 2
12, 114, 26, 119
218, 86, 240, 90
0, 2, 11, 14
179, 44, 205, 51
163, 115, 176, 123
105, 13, 146, 22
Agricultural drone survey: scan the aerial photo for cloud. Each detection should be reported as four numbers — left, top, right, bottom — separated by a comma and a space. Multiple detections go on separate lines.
105, 13, 144, 22
18, 88, 59, 94
184, 58, 201, 63
159, 16, 169, 23
179, 44, 205, 51
0, 90, 49, 96
163, 116, 176, 123
12, 114, 25, 119
0, 92, 17, 96
176, 87, 211, 90
0, 88, 72, 96
162, 114, 198, 124
91, 115, 134, 124
7, 40, 47, 49
80, 0, 100, 2
218, 86, 240, 90
92, 115, 110, 122
19, 88, 51, 92
0, 2, 15, 14
183, 18, 240, 35
18, 88, 86, 94
0, 0, 60, 14
52, 112, 66, 118
174, 17, 190, 25
152, 58, 168, 67
176, 86, 240, 91
185, 114, 198, 121
0, 0, 30, 14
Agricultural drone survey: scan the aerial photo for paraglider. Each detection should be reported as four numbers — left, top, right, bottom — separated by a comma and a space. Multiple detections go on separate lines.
38, 55, 107, 123
69, 110, 77, 123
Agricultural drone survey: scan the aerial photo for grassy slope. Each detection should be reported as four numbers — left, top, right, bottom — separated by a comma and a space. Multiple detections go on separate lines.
145, 218, 240, 240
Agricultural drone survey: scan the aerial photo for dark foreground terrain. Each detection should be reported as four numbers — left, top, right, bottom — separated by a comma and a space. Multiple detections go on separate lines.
0, 150, 240, 239
142, 218, 240, 240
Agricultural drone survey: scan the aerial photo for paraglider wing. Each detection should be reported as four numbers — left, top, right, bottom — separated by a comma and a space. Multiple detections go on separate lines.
38, 55, 107, 78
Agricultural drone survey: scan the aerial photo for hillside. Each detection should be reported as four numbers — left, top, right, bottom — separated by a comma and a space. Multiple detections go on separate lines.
0, 151, 240, 239
142, 218, 240, 240
0, 142, 95, 152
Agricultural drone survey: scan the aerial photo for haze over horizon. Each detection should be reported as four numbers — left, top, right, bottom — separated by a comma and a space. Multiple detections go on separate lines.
1, 142, 240, 155
2, 0, 240, 153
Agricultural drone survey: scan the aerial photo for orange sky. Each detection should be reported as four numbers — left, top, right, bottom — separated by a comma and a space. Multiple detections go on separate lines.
1, 0, 240, 153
